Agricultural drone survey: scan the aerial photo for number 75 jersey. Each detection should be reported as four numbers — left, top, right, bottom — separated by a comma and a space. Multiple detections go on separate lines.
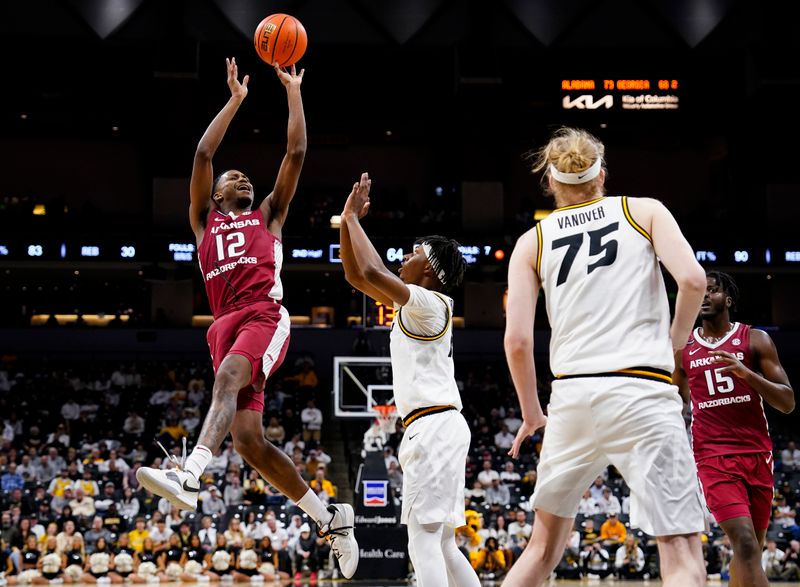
682, 323, 772, 461
536, 196, 673, 376
198, 208, 283, 318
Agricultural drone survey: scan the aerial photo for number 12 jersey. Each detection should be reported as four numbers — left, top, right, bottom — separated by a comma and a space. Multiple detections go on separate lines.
198, 208, 284, 318
536, 196, 673, 377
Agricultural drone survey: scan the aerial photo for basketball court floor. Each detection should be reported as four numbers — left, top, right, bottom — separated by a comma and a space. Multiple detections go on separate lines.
112, 581, 796, 586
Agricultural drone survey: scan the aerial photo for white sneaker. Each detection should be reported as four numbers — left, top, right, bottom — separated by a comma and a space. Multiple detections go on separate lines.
137, 439, 200, 511
320, 504, 358, 579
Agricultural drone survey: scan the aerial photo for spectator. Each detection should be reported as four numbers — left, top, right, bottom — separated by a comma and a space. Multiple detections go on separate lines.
555, 532, 582, 580
301, 400, 323, 443
508, 510, 532, 552
201, 485, 226, 516
597, 487, 621, 515
1, 462, 24, 493
74, 469, 99, 497
265, 417, 286, 445
581, 541, 612, 579
286, 361, 319, 391
206, 447, 229, 478
477, 459, 500, 488
782, 441, 800, 471
198, 516, 217, 552
286, 515, 304, 550
284, 433, 304, 456
471, 536, 507, 580
263, 514, 288, 546
310, 466, 336, 500
499, 462, 521, 483
503, 408, 522, 434
159, 416, 188, 443
61, 398, 81, 422
494, 425, 514, 451
83, 516, 112, 554
181, 407, 201, 435
781, 540, 800, 580
387, 461, 403, 494
243, 469, 268, 505
599, 513, 627, 546
149, 518, 173, 551
17, 454, 36, 481
223, 518, 245, 551
293, 523, 318, 581
223, 474, 243, 507
36, 455, 59, 484
775, 495, 798, 531
578, 489, 599, 516
763, 539, 785, 579
465, 480, 486, 505
55, 519, 81, 554
69, 487, 96, 521
94, 482, 119, 513
122, 412, 145, 437
485, 478, 511, 506
118, 487, 140, 519
128, 517, 149, 552
614, 535, 645, 579
589, 476, 607, 501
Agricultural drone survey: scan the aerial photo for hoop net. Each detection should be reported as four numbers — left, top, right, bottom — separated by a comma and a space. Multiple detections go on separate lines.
374, 404, 398, 435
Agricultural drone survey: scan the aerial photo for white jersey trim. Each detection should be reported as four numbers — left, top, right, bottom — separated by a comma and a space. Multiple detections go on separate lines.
262, 305, 290, 377
692, 322, 741, 349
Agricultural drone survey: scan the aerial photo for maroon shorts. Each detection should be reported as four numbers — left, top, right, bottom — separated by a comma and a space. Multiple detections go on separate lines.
206, 300, 291, 413
696, 452, 774, 530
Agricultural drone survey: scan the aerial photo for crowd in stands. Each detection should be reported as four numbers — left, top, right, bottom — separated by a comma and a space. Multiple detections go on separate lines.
3, 356, 800, 584
0, 356, 346, 583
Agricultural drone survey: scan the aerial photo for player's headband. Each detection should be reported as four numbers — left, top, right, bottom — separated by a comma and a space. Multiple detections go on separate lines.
417, 242, 448, 286
549, 157, 603, 185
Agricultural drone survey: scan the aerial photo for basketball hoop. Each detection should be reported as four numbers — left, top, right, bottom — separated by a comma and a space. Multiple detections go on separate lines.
374, 404, 398, 435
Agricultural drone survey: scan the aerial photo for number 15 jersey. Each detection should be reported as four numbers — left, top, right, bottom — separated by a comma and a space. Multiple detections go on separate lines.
681, 323, 771, 461
198, 208, 284, 318
536, 196, 673, 377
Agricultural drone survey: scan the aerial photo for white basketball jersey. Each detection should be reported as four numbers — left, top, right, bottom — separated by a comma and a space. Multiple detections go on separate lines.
536, 196, 673, 377
390, 284, 463, 418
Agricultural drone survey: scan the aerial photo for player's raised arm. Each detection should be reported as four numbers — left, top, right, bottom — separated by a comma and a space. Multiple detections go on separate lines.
711, 329, 795, 413
504, 228, 546, 458
340, 175, 410, 306
627, 197, 706, 351
338, 174, 395, 307
260, 64, 306, 236
189, 58, 249, 242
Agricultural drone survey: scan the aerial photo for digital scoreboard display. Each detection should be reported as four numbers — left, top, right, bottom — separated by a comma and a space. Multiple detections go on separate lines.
561, 79, 680, 111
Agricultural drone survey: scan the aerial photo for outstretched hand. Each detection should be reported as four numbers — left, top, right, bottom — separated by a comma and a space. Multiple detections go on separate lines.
226, 57, 249, 100
274, 63, 304, 88
343, 172, 372, 219
508, 414, 547, 459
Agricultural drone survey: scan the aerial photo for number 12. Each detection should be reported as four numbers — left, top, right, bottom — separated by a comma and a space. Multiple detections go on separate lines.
215, 231, 246, 261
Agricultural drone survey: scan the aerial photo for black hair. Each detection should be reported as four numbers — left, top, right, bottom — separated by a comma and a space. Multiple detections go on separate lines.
211, 171, 228, 199
415, 235, 467, 292
706, 271, 739, 312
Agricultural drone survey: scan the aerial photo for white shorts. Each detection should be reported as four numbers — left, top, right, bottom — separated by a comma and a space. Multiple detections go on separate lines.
532, 377, 705, 536
398, 409, 470, 527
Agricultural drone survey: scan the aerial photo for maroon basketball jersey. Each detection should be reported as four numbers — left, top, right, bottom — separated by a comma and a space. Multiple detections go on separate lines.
683, 322, 772, 461
198, 208, 283, 318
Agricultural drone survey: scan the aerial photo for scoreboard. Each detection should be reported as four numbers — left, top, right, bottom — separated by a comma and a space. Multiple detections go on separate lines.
561, 78, 681, 111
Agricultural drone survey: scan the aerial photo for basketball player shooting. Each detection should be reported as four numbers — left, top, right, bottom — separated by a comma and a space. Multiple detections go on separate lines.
674, 271, 794, 587
339, 173, 479, 587
503, 127, 708, 587
135, 58, 358, 578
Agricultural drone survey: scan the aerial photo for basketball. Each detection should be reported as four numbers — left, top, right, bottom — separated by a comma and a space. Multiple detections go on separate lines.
253, 13, 307, 67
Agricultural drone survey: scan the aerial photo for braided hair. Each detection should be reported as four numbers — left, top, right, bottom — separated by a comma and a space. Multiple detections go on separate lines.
707, 271, 739, 312
414, 235, 467, 292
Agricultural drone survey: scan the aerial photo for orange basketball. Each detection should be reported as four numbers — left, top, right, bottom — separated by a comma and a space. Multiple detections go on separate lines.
253, 14, 307, 67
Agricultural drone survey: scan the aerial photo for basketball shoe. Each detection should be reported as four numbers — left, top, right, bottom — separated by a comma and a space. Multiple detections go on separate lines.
319, 503, 358, 578
135, 439, 200, 511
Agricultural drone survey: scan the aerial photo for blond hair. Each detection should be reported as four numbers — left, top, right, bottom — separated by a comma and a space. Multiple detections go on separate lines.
530, 127, 606, 196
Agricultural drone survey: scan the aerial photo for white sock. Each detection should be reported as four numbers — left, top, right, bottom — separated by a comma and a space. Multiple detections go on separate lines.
183, 445, 212, 480
296, 488, 333, 529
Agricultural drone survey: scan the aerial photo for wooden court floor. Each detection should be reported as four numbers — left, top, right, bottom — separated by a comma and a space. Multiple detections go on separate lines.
68, 581, 794, 586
